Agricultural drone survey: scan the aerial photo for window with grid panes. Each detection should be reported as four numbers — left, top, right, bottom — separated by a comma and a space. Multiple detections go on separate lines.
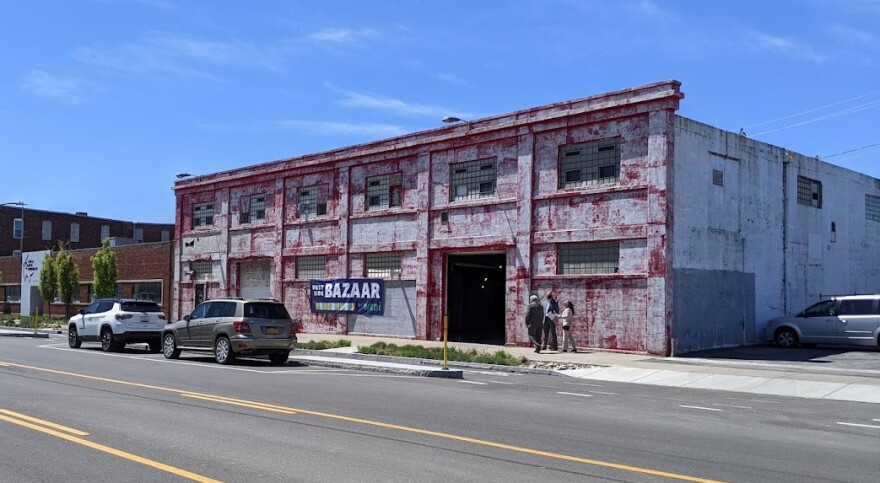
193, 203, 214, 227
866, 194, 880, 222
239, 195, 266, 223
366, 174, 402, 211
558, 242, 620, 275
796, 176, 822, 208
134, 282, 162, 303
449, 158, 497, 201
365, 252, 402, 278
191, 261, 213, 281
296, 256, 326, 279
4, 285, 21, 303
298, 185, 328, 218
558, 139, 620, 188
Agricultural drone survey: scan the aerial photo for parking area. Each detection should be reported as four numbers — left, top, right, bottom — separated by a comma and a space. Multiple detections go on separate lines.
674, 344, 880, 375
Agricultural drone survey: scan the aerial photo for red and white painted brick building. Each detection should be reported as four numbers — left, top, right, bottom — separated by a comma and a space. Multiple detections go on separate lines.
172, 80, 880, 354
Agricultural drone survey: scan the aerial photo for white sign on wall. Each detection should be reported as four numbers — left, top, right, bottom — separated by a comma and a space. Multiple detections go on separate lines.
20, 250, 49, 317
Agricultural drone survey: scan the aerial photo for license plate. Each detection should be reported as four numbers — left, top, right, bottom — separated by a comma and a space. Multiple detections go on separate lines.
266, 327, 280, 335
141, 317, 149, 322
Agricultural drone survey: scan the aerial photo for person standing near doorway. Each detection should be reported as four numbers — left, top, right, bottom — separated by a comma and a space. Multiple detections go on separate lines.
525, 294, 544, 353
542, 291, 559, 351
560, 301, 578, 353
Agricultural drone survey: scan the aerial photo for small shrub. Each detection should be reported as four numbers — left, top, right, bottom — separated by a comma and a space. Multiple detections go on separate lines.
296, 339, 353, 350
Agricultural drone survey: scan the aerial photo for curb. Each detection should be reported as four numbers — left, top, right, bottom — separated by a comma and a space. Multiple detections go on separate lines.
0, 331, 50, 338
289, 354, 463, 378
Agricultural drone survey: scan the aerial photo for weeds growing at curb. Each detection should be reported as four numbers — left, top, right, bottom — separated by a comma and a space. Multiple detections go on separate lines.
296, 339, 352, 350
358, 341, 528, 366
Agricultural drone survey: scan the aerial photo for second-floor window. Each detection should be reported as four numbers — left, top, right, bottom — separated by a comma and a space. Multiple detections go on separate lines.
450, 158, 497, 202
558, 241, 620, 275
298, 185, 328, 218
797, 175, 822, 208
559, 139, 620, 188
193, 203, 214, 228
239, 195, 266, 224
42, 220, 52, 241
70, 222, 80, 243
366, 174, 402, 211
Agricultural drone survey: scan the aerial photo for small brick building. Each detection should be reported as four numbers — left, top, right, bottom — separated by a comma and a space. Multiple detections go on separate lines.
172, 80, 880, 354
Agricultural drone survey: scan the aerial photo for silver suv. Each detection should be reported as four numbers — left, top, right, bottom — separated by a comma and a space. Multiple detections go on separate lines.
162, 298, 297, 365
765, 295, 880, 348
68, 298, 167, 352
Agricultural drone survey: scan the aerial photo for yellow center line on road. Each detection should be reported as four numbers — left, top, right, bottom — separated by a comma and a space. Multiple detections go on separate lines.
1, 361, 724, 483
0, 412, 221, 483
0, 409, 89, 435
181, 393, 297, 414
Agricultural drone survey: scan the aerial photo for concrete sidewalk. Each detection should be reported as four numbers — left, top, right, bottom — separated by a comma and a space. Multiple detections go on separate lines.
292, 333, 880, 404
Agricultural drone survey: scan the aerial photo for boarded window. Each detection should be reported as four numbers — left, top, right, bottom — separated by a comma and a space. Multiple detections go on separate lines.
366, 174, 403, 211
101, 225, 110, 240
365, 252, 403, 279
42, 220, 52, 241
298, 185, 329, 218
161, 230, 170, 242
797, 175, 822, 208
449, 158, 497, 201
866, 194, 880, 222
70, 222, 80, 243
191, 261, 214, 281
296, 256, 326, 279
133, 282, 163, 303
193, 203, 214, 227
240, 195, 266, 223
558, 139, 620, 188
558, 242, 620, 275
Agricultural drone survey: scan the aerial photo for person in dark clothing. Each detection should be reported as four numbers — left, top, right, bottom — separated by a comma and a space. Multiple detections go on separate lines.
541, 291, 560, 351
524, 294, 544, 353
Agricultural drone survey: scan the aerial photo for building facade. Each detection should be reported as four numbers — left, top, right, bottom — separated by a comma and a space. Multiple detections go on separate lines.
171, 80, 880, 354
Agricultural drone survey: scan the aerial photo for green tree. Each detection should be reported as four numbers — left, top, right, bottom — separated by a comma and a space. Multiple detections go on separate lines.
38, 252, 58, 318
91, 239, 118, 299
54, 244, 79, 317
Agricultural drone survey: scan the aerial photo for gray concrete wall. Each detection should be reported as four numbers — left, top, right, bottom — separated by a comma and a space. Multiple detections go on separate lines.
672, 268, 755, 353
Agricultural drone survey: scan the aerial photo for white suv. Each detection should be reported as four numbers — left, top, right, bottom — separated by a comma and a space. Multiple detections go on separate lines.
68, 298, 167, 352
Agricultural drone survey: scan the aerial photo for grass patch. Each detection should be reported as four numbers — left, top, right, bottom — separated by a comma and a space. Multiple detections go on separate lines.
358, 342, 528, 366
296, 339, 352, 350
0, 315, 67, 329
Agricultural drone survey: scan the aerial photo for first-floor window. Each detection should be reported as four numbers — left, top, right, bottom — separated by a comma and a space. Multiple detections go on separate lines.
191, 261, 214, 281
365, 252, 403, 279
296, 256, 326, 279
558, 242, 620, 275
4, 285, 21, 303
134, 282, 162, 303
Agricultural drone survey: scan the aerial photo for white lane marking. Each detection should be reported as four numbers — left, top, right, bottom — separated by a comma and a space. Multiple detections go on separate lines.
467, 371, 510, 376
873, 419, 880, 422
557, 391, 592, 398
588, 391, 619, 396
488, 380, 513, 385
725, 397, 780, 404
563, 382, 603, 387
715, 404, 753, 410
459, 380, 488, 385
679, 405, 723, 412
837, 422, 880, 429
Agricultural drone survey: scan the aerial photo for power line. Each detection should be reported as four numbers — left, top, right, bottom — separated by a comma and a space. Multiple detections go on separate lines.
824, 143, 879, 159
743, 88, 880, 130
750, 98, 880, 137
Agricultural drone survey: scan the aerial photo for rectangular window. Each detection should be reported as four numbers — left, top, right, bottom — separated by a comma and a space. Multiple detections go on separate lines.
134, 228, 144, 241
866, 194, 880, 222
161, 230, 170, 242
838, 299, 875, 316
298, 185, 329, 218
712, 169, 724, 187
239, 195, 266, 224
558, 242, 620, 275
558, 139, 621, 188
366, 174, 403, 211
101, 225, 110, 240
12, 218, 23, 239
365, 252, 403, 279
70, 222, 80, 243
4, 285, 21, 303
191, 261, 214, 281
296, 256, 326, 279
133, 282, 163, 303
797, 175, 822, 208
449, 158, 497, 202
192, 203, 214, 228
42, 220, 52, 241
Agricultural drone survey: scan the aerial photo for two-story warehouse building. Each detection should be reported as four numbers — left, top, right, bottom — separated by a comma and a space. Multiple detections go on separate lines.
172, 80, 880, 355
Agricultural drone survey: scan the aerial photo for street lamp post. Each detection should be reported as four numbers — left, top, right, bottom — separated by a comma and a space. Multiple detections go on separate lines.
2, 201, 26, 256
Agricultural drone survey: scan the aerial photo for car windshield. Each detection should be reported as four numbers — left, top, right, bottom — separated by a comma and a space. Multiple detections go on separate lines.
121, 302, 163, 313
243, 303, 290, 319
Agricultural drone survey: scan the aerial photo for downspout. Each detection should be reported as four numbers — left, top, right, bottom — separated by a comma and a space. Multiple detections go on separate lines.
781, 149, 790, 315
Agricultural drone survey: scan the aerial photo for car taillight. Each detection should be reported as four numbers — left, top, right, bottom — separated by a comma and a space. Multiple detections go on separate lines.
115, 314, 133, 321
232, 321, 251, 334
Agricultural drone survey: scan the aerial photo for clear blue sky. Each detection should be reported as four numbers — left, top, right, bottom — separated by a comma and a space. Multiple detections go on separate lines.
2, 0, 878, 223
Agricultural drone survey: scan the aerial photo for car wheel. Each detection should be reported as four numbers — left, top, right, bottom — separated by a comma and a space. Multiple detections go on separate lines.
269, 353, 289, 366
68, 326, 82, 348
163, 333, 181, 359
214, 336, 236, 365
774, 328, 799, 348
148, 341, 162, 353
100, 328, 119, 352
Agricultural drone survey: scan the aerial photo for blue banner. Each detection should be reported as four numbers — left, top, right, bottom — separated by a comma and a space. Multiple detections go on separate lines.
309, 278, 385, 315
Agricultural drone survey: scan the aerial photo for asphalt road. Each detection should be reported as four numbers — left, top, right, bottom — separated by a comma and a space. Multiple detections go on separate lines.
1, 335, 878, 483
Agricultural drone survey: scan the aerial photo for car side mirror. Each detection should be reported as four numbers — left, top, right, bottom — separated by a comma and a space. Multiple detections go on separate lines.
78, 309, 85, 315
184, 314, 191, 322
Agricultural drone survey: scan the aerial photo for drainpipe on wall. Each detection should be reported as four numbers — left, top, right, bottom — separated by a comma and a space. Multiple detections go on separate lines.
781, 149, 791, 315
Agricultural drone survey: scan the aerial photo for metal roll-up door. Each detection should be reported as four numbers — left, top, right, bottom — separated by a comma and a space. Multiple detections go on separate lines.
239, 260, 271, 299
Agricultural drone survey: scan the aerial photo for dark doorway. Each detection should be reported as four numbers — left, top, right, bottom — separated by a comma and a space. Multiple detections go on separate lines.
446, 253, 506, 344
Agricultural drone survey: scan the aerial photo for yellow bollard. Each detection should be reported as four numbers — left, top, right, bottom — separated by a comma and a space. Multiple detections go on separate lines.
442, 315, 449, 370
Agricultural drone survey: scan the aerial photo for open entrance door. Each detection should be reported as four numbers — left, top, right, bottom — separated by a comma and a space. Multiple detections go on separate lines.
446, 253, 506, 344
